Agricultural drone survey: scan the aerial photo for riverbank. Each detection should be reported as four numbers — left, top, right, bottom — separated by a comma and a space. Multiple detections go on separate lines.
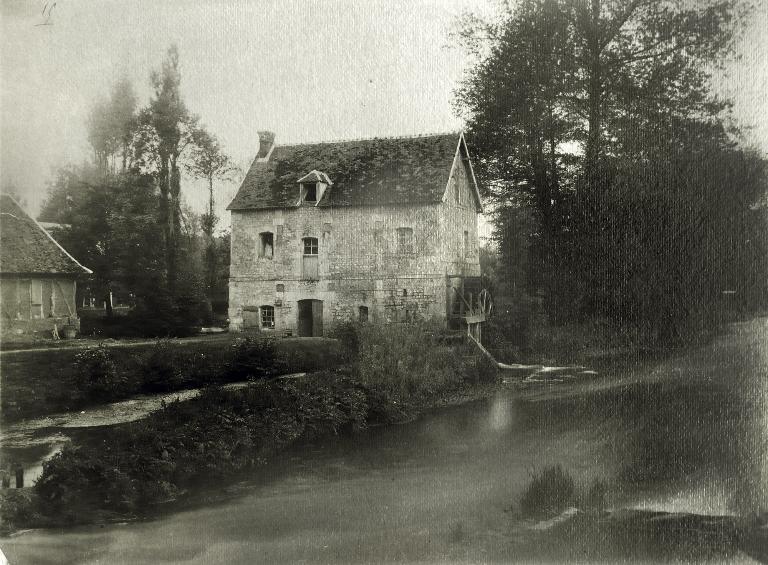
1, 335, 343, 423
0, 375, 502, 535
0, 323, 500, 535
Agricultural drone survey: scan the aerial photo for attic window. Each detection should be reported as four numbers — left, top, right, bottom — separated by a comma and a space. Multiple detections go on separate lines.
259, 232, 274, 258
303, 183, 317, 202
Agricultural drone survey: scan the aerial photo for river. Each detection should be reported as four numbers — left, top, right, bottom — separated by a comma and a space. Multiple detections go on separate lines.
1, 318, 766, 564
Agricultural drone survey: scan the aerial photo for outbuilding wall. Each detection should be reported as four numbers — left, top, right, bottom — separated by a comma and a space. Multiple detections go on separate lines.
0, 276, 79, 336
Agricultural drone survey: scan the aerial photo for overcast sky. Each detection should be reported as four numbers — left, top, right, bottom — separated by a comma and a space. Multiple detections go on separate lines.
2, 0, 767, 228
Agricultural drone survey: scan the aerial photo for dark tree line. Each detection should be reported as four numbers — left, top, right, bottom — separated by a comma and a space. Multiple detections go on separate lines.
456, 0, 767, 342
40, 46, 236, 335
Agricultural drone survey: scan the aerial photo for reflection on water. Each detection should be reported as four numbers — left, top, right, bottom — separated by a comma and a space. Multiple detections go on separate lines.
485, 393, 514, 432
2, 319, 766, 564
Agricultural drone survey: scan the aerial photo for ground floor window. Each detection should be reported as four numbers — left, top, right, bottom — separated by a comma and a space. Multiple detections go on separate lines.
260, 305, 275, 328
358, 305, 369, 322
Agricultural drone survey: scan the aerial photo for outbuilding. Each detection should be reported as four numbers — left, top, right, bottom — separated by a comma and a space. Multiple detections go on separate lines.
0, 194, 91, 337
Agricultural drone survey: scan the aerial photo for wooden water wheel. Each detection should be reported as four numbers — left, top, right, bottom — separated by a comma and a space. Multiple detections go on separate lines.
478, 288, 493, 318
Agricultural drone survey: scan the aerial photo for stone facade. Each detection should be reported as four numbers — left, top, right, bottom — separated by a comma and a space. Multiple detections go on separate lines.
229, 149, 481, 335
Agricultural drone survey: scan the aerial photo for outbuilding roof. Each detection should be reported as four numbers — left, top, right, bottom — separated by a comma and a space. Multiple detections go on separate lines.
227, 132, 481, 211
0, 194, 92, 276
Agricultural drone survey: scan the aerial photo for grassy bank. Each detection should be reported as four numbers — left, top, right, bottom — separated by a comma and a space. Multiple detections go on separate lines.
1, 335, 343, 423
0, 322, 498, 533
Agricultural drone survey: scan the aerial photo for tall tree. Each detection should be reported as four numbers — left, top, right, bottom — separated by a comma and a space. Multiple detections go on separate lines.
185, 128, 238, 238
456, 0, 765, 337
87, 76, 138, 175
456, 0, 579, 293
185, 128, 238, 299
146, 45, 198, 292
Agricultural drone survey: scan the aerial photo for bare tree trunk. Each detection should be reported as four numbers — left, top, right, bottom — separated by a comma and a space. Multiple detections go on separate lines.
584, 0, 603, 181
205, 175, 216, 302
104, 290, 113, 318
207, 175, 215, 236
157, 152, 173, 291
168, 153, 181, 293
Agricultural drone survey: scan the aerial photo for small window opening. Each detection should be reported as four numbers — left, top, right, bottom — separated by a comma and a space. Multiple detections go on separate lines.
260, 305, 275, 328
358, 306, 369, 322
303, 183, 317, 202
463, 230, 470, 256
259, 232, 274, 258
402, 289, 408, 297
396, 227, 413, 254
276, 283, 285, 293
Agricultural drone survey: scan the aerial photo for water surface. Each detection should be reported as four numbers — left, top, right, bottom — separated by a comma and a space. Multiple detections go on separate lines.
2, 319, 766, 564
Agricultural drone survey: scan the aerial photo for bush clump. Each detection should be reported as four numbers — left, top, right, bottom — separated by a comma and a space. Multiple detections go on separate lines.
137, 340, 189, 392
353, 320, 498, 401
519, 465, 610, 519
72, 346, 127, 400
228, 335, 287, 380
519, 465, 576, 518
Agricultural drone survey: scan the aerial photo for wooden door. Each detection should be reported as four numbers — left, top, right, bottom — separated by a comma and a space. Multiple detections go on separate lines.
242, 308, 260, 329
298, 300, 313, 337
298, 299, 323, 337
311, 300, 323, 337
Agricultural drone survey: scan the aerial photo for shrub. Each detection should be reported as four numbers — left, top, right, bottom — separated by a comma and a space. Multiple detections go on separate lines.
329, 320, 362, 362
0, 490, 41, 534
72, 346, 127, 400
519, 465, 576, 518
355, 320, 463, 398
228, 335, 287, 380
138, 340, 188, 392
34, 446, 141, 518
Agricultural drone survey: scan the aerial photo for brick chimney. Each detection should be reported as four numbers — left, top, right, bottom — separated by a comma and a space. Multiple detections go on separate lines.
256, 131, 275, 160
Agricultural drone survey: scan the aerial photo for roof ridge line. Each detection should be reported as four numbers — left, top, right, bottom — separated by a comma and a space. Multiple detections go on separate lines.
277, 131, 461, 148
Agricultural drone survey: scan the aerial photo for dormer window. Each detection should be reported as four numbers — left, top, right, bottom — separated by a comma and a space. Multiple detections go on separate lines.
297, 170, 332, 205
303, 183, 317, 202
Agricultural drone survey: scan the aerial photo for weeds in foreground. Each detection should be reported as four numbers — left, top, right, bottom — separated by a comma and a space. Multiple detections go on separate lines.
519, 465, 607, 519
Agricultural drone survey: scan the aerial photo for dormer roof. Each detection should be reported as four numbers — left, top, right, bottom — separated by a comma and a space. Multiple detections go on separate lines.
296, 170, 333, 185
227, 132, 481, 211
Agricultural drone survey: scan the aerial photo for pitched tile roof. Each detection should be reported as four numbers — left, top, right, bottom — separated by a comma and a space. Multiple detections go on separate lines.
228, 132, 476, 210
0, 194, 91, 276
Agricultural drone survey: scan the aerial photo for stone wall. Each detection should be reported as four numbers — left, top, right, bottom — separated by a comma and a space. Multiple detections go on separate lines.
228, 153, 481, 334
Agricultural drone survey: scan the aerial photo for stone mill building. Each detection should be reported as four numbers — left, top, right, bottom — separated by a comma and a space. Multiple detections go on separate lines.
227, 131, 485, 337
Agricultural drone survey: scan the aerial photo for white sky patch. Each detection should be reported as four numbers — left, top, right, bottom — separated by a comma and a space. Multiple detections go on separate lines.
1, 0, 766, 229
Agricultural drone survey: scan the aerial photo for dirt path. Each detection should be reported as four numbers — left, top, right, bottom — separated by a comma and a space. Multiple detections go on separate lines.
0, 333, 231, 357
